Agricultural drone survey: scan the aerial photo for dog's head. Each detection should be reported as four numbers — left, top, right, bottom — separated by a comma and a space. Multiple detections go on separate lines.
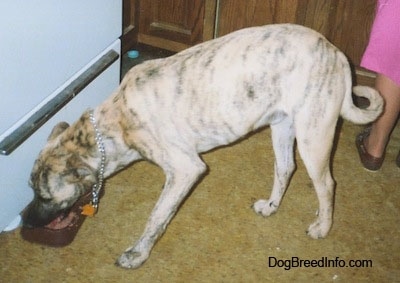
23, 120, 97, 227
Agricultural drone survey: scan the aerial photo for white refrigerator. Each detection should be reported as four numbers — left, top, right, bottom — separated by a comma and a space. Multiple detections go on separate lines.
0, 1, 122, 231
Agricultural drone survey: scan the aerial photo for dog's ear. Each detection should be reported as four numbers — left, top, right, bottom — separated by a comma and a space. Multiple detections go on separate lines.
64, 167, 93, 182
64, 155, 95, 183
48, 122, 70, 141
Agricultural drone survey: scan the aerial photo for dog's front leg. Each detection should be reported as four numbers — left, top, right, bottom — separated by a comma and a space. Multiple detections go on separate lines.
116, 151, 206, 269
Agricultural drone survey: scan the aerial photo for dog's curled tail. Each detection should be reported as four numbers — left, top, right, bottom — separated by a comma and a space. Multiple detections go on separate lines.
340, 85, 384, 124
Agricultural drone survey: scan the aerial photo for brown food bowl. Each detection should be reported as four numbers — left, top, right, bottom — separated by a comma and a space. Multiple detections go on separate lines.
20, 190, 104, 247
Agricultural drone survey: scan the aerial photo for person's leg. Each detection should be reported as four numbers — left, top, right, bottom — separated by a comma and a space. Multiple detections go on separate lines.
365, 74, 400, 158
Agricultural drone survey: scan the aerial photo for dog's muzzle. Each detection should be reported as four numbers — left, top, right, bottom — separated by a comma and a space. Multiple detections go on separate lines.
22, 200, 67, 228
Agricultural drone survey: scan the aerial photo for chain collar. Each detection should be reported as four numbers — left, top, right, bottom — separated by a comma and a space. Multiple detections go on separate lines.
88, 109, 106, 210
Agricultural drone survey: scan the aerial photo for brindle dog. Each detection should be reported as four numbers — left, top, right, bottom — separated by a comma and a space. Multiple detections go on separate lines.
24, 24, 383, 269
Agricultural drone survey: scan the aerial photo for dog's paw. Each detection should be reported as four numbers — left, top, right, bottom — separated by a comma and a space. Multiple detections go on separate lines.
306, 220, 330, 239
115, 248, 149, 269
252, 199, 278, 217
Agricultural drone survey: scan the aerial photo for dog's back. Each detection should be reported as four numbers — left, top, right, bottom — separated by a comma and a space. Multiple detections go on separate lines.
116, 24, 381, 154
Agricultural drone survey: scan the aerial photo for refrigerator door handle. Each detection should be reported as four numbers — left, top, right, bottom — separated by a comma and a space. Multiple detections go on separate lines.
0, 49, 119, 156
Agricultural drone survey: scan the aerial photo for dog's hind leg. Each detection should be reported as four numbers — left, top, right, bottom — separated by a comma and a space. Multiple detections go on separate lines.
253, 117, 296, 217
295, 117, 336, 239
116, 147, 206, 269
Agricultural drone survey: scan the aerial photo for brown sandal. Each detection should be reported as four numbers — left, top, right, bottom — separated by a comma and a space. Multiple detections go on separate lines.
21, 189, 104, 247
356, 127, 384, 171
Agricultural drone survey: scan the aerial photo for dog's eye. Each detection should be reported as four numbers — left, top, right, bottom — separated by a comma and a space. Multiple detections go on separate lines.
37, 195, 52, 203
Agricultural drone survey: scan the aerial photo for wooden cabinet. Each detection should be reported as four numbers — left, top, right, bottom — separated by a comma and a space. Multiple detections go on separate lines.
216, 0, 299, 36
136, 0, 216, 51
123, 0, 377, 84
216, 0, 376, 68
121, 0, 138, 54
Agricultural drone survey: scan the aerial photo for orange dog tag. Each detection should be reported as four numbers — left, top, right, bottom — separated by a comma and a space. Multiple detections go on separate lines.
81, 204, 97, 217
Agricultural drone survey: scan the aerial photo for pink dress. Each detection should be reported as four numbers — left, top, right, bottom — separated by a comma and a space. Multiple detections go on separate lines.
361, 0, 400, 87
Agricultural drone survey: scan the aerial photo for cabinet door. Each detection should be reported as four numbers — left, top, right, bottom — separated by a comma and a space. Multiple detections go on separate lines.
138, 0, 215, 52
297, 0, 376, 67
297, 0, 376, 85
216, 0, 299, 37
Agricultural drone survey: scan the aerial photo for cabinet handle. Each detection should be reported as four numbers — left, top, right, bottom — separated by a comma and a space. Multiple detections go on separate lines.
0, 49, 119, 155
